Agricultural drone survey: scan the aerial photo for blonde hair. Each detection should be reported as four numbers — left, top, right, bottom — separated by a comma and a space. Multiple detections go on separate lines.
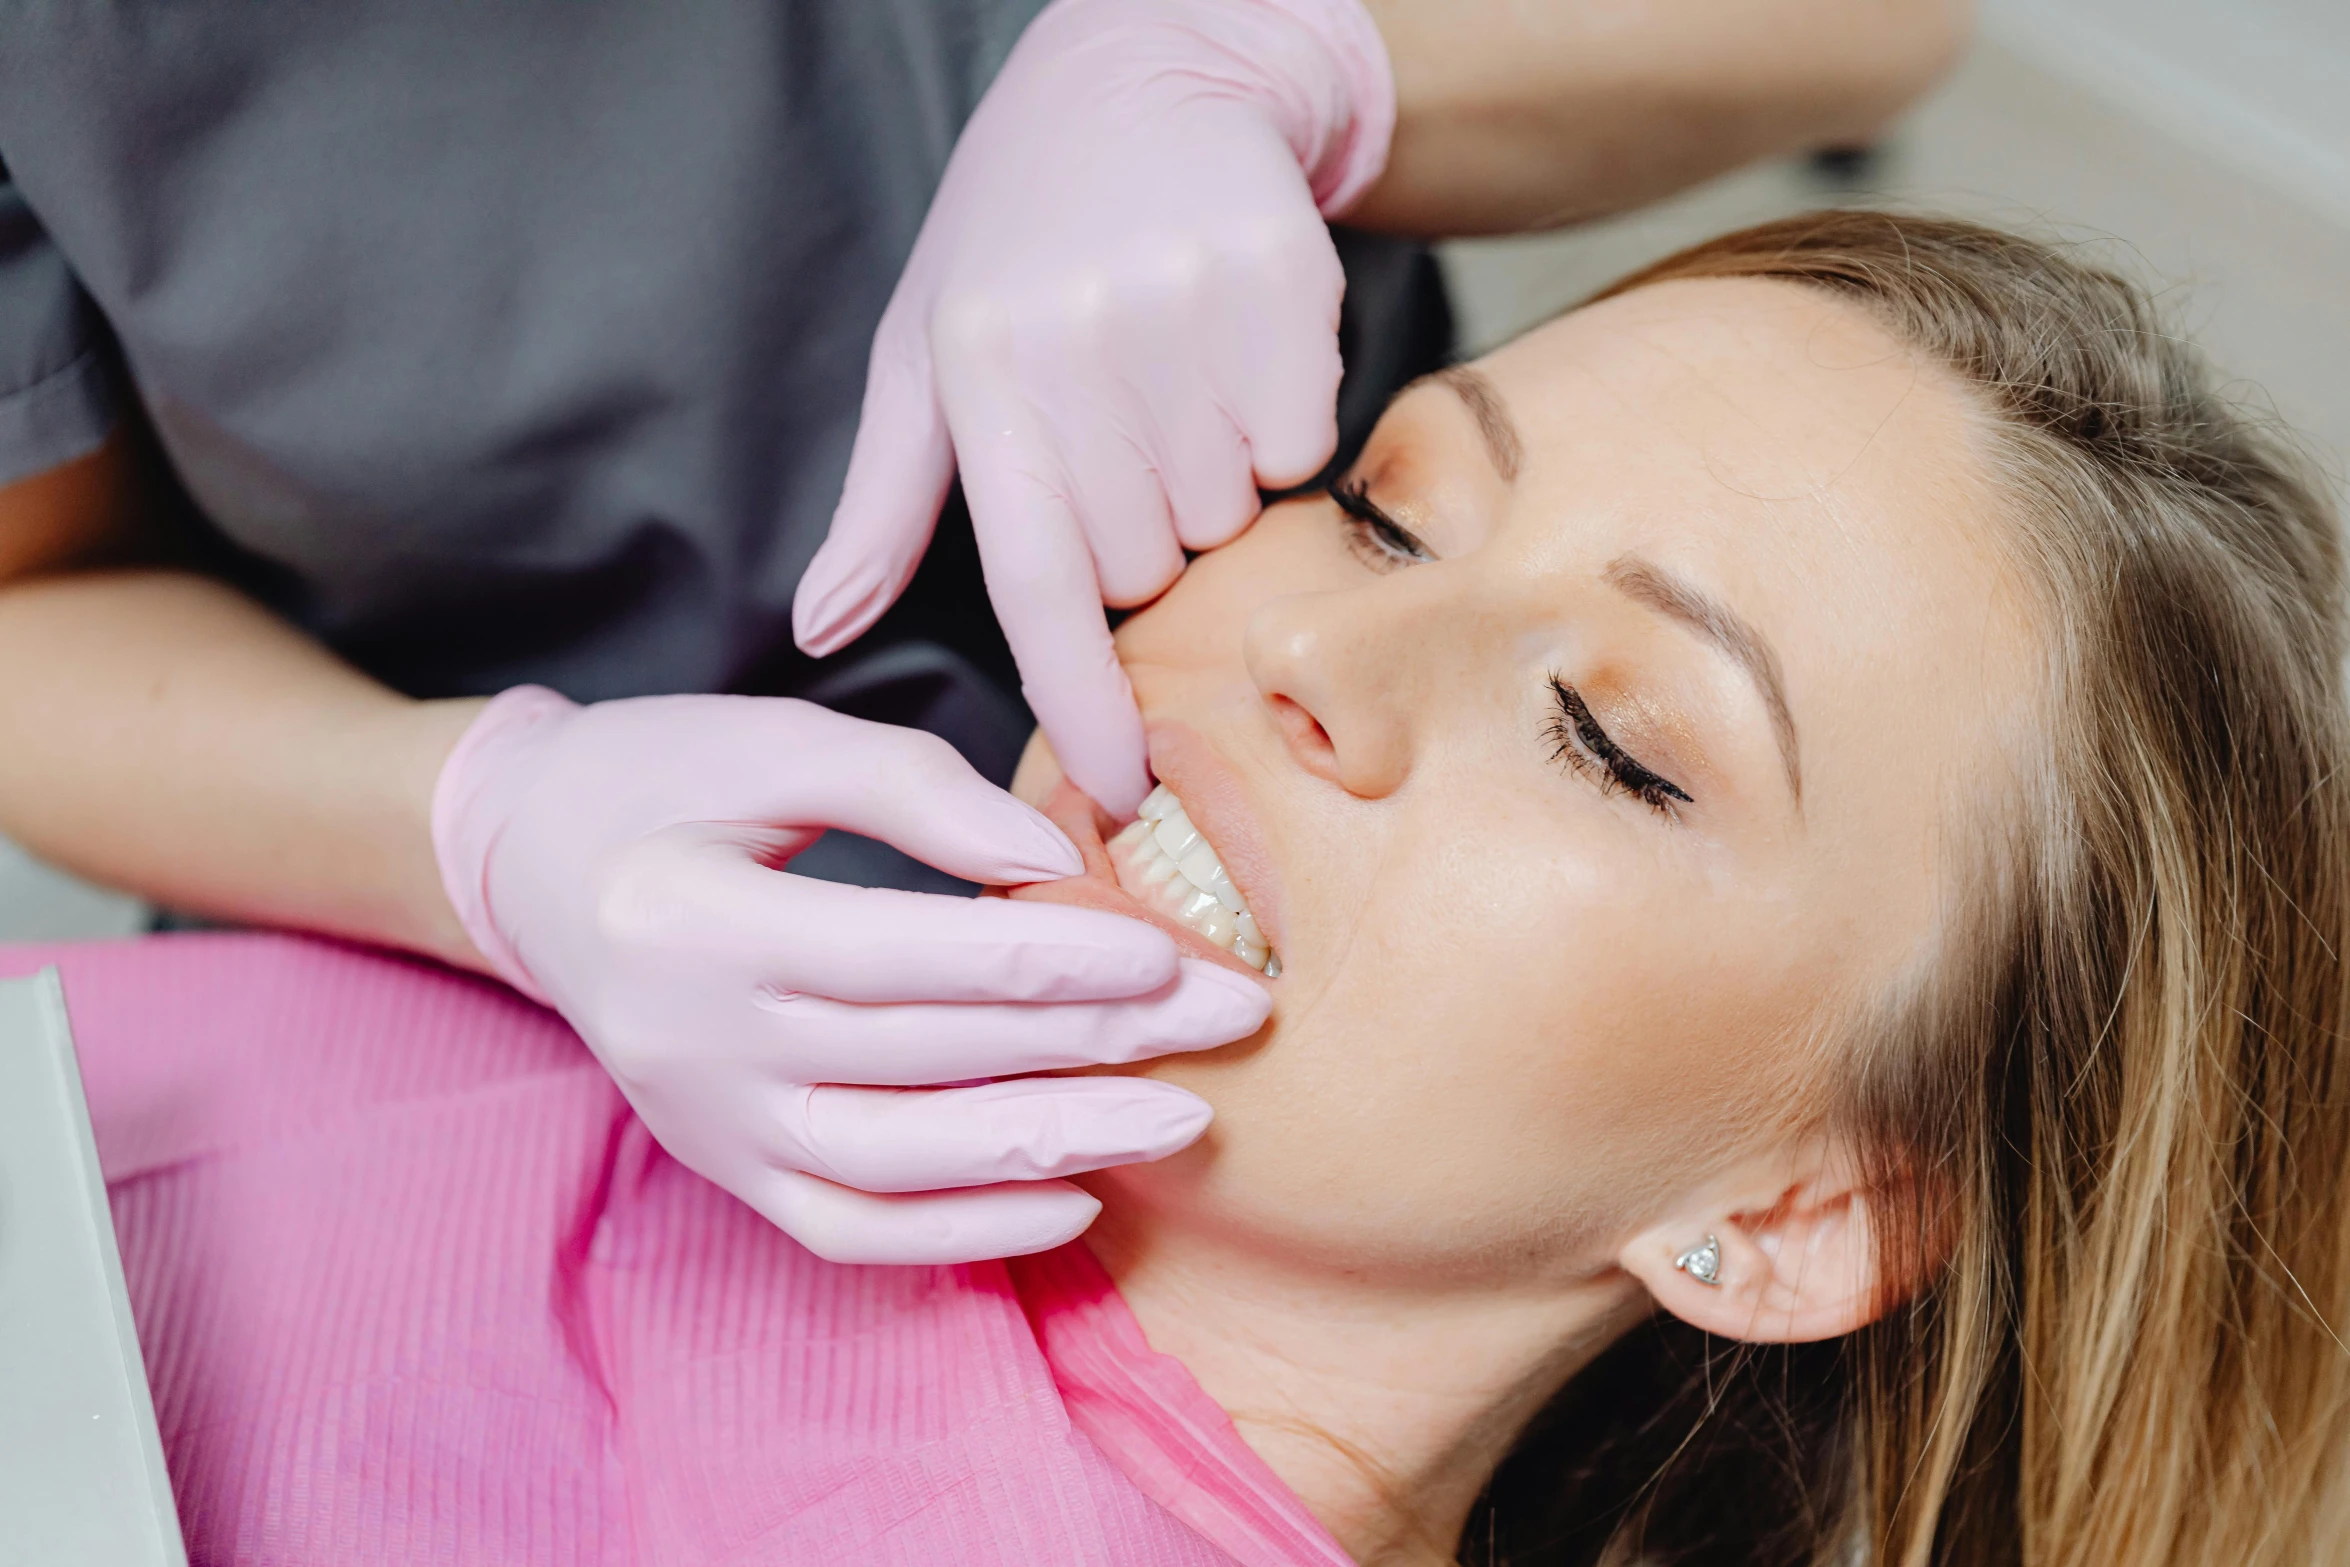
1471, 213, 2350, 1566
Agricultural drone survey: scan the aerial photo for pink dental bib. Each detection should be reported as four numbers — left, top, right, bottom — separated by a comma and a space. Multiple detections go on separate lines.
3, 933, 1352, 1567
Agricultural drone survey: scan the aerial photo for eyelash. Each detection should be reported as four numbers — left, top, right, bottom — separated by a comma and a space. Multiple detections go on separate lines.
1330, 478, 1692, 820
1329, 478, 1434, 570
1546, 675, 1694, 817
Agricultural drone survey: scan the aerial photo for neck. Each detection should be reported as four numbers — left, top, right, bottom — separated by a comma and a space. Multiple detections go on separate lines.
1084, 1203, 1649, 1567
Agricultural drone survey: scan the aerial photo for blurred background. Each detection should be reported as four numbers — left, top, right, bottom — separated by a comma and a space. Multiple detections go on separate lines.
1442, 0, 2350, 470
6, 0, 2346, 942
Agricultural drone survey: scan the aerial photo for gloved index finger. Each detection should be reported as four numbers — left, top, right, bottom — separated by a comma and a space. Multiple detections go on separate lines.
748, 703, 1084, 886
946, 387, 1153, 819
663, 843, 1184, 1004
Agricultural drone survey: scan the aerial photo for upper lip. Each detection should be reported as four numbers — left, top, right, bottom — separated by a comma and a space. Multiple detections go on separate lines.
1143, 720, 1287, 963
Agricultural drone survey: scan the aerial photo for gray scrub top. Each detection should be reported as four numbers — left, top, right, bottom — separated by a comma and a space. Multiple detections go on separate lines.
0, 2, 1447, 882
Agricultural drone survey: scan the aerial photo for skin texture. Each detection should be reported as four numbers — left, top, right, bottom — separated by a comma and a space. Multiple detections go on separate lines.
1009, 278, 2040, 1564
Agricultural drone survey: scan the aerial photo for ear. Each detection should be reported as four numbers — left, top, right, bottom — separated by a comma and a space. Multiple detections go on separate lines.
1617, 1134, 1922, 1344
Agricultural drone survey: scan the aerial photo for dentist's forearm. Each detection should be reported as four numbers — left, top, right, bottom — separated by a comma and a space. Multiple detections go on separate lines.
1348, 0, 1973, 236
0, 446, 486, 964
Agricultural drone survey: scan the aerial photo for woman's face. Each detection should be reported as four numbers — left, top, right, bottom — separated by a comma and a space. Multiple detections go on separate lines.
1016, 277, 2036, 1283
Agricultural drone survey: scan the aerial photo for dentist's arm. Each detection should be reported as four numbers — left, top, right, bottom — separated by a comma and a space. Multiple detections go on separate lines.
0, 436, 482, 964
1353, 0, 1972, 236
0, 437, 1267, 1265
794, 0, 1969, 816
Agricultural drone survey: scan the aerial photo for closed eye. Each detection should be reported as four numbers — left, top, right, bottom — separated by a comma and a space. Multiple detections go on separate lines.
1546, 676, 1692, 817
1330, 479, 1435, 570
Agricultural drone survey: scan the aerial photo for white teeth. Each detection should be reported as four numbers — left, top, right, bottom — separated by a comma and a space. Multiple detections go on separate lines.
1152, 808, 1203, 861
1108, 784, 1282, 976
1178, 844, 1245, 911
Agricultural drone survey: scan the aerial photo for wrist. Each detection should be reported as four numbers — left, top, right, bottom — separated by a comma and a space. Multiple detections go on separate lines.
428, 685, 578, 1001
376, 696, 497, 973
1026, 0, 1395, 216
1256, 0, 1396, 216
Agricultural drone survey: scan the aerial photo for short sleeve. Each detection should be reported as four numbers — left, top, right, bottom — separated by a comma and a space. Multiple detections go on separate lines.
0, 157, 116, 486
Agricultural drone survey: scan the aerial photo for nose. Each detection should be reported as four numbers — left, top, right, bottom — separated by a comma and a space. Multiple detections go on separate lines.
1243, 590, 1416, 798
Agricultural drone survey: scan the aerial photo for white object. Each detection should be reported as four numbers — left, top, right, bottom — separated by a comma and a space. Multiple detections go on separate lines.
0, 968, 186, 1565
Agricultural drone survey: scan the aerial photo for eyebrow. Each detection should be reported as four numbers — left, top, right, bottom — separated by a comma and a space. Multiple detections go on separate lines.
1430, 366, 1522, 482
1602, 555, 1803, 805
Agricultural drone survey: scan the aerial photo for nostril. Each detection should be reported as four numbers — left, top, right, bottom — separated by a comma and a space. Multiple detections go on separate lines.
1267, 693, 1340, 781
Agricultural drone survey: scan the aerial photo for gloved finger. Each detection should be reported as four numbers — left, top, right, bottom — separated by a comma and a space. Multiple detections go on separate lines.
954, 419, 1152, 815
792, 319, 957, 657
748, 1166, 1103, 1265
1138, 351, 1262, 553
627, 832, 1185, 1002
675, 707, 1085, 884
751, 957, 1269, 1083
1213, 213, 1346, 489
795, 1077, 1212, 1192
1052, 401, 1185, 608
931, 289, 1154, 814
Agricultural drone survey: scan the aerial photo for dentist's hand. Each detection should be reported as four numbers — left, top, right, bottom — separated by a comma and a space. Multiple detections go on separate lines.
791, 0, 1394, 817
431, 687, 1269, 1264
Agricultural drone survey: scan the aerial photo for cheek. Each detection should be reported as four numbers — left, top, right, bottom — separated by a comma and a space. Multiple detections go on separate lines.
1320, 842, 1802, 1181
1113, 504, 1368, 676
1124, 814, 1825, 1270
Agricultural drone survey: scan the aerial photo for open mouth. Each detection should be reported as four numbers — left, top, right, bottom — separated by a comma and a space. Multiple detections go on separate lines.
1006, 725, 1286, 985
1107, 785, 1280, 975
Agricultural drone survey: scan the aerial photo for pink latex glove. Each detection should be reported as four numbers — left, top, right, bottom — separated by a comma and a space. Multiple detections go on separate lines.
790, 0, 1394, 817
432, 686, 1270, 1265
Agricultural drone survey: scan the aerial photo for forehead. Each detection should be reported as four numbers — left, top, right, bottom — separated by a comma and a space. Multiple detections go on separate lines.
1467, 276, 2036, 919
1475, 276, 1978, 530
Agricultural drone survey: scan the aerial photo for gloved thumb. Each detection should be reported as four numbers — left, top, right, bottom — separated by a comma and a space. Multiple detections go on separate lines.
795, 327, 957, 656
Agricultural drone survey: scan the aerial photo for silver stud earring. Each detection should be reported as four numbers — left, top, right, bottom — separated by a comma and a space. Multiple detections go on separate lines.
1674, 1234, 1723, 1287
